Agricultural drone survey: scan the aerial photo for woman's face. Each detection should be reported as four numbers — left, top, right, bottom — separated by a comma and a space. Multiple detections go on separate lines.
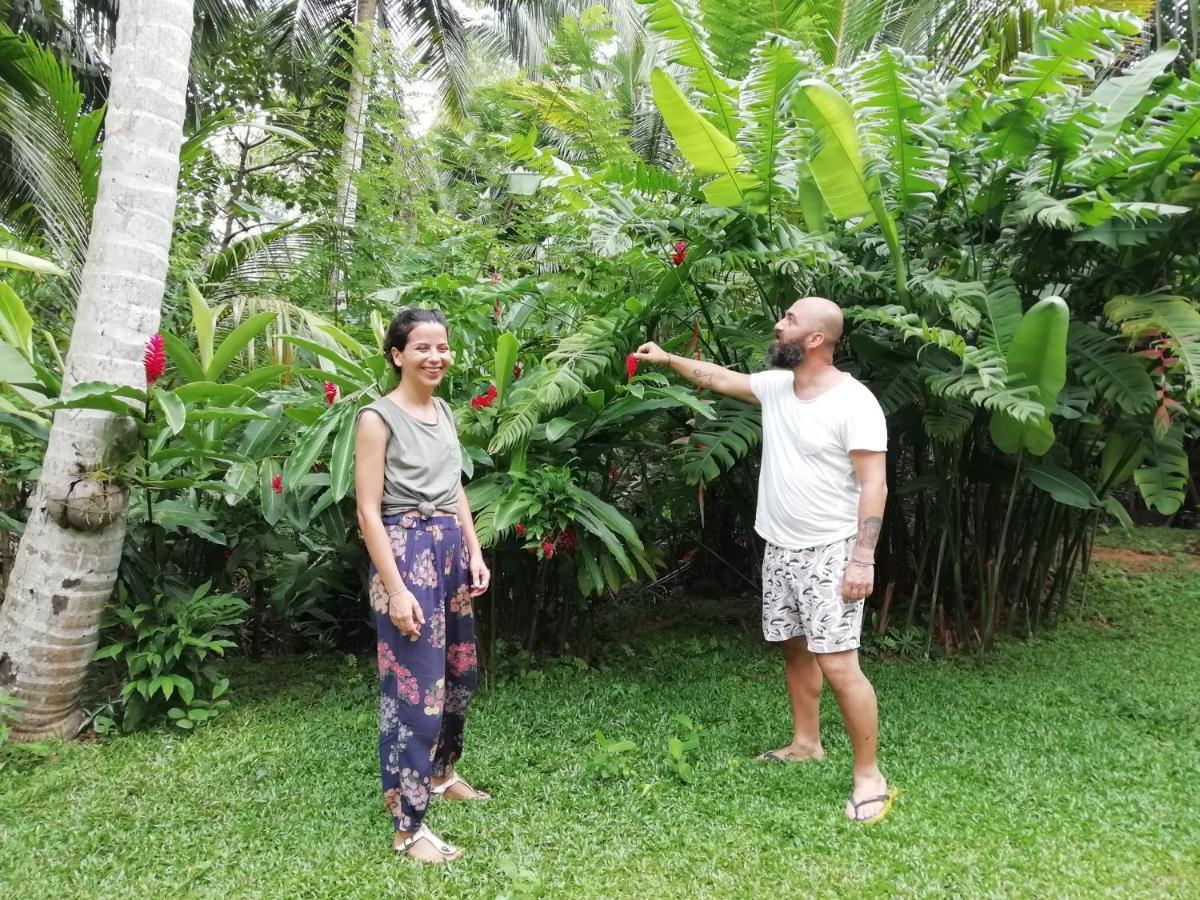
392, 322, 451, 389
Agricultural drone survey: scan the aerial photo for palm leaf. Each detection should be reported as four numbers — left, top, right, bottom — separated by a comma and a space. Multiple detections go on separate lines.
680, 398, 761, 484
649, 67, 756, 205
855, 46, 948, 212
637, 0, 741, 140
740, 36, 805, 222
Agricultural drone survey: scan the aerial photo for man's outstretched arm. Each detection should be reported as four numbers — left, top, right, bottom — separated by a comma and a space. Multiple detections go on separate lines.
633, 341, 758, 405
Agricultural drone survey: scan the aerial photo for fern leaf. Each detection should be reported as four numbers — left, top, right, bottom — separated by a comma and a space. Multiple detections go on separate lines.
680, 398, 762, 484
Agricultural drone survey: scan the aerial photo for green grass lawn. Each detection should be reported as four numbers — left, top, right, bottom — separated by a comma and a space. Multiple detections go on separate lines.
3, 528, 1199, 898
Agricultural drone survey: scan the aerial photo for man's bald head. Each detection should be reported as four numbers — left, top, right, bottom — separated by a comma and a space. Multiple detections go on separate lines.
791, 296, 844, 343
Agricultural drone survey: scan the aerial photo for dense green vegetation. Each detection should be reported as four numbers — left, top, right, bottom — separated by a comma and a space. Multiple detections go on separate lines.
0, 1, 1197, 738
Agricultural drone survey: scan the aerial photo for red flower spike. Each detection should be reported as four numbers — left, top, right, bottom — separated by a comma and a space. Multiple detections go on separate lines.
513, 363, 522, 381
625, 353, 638, 382
471, 384, 498, 409
323, 381, 337, 406
271, 474, 284, 495
144, 334, 166, 386
672, 240, 688, 267
541, 541, 555, 560
515, 523, 526, 537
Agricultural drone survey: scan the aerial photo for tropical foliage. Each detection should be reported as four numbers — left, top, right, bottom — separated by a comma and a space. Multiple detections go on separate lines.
1, 0, 1198, 733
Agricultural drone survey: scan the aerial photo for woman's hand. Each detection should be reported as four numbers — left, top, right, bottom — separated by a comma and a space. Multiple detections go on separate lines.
842, 560, 874, 603
469, 551, 491, 597
389, 589, 424, 639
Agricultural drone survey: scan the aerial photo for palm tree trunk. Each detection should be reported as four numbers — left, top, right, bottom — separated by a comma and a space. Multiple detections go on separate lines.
329, 0, 377, 307
0, 0, 195, 740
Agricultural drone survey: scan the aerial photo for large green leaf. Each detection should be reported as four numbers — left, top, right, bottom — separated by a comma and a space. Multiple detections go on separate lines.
1088, 41, 1179, 154
1134, 429, 1189, 516
857, 47, 948, 212
0, 284, 34, 356
1025, 464, 1100, 509
990, 296, 1070, 456
188, 281, 216, 372
153, 388, 186, 436
791, 79, 906, 294
493, 332, 519, 404
329, 404, 357, 501
260, 458, 285, 526
1099, 426, 1145, 491
637, 0, 741, 140
741, 36, 805, 219
1067, 322, 1156, 416
41, 381, 144, 416
650, 68, 754, 205
791, 80, 871, 219
975, 280, 1023, 355
0, 247, 66, 277
161, 331, 205, 383
0, 340, 36, 385
206, 311, 277, 381
282, 410, 340, 489
281, 335, 372, 384
223, 460, 257, 506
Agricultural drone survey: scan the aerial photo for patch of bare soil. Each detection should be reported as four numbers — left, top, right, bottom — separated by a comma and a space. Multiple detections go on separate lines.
1092, 545, 1200, 573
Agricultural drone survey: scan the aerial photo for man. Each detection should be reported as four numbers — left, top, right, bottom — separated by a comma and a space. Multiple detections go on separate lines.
634, 296, 894, 824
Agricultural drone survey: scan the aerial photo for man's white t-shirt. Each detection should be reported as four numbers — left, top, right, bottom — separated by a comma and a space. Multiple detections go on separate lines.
749, 369, 888, 551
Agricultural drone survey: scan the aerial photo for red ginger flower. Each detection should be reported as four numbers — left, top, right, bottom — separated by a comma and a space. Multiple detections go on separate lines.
672, 240, 688, 266
323, 381, 337, 406
515, 523, 526, 537
541, 540, 555, 560
625, 353, 638, 382
471, 384, 498, 409
556, 527, 577, 553
144, 334, 166, 386
271, 474, 284, 495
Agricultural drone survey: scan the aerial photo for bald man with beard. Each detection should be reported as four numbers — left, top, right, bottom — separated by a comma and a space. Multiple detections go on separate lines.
635, 297, 895, 824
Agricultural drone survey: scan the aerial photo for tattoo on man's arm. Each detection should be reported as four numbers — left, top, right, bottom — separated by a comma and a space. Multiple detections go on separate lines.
856, 515, 883, 551
691, 367, 714, 390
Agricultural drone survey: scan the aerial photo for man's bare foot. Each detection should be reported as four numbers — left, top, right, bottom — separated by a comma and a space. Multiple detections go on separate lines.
431, 770, 491, 801
394, 828, 461, 863
845, 771, 892, 823
754, 741, 826, 763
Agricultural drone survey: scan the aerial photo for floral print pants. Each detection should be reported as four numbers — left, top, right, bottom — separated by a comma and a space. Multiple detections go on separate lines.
370, 513, 478, 833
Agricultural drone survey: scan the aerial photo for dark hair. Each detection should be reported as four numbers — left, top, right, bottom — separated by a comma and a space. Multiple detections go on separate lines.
382, 308, 449, 376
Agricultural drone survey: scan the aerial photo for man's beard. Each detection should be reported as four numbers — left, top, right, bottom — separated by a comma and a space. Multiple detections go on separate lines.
766, 339, 805, 369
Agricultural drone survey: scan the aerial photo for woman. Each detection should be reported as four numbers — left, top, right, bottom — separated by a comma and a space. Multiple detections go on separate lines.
355, 308, 491, 864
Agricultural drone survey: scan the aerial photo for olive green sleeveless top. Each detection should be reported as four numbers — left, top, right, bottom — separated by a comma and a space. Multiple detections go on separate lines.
357, 396, 462, 516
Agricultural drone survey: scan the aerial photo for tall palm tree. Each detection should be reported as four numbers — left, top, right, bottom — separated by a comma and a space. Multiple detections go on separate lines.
0, 0, 196, 740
